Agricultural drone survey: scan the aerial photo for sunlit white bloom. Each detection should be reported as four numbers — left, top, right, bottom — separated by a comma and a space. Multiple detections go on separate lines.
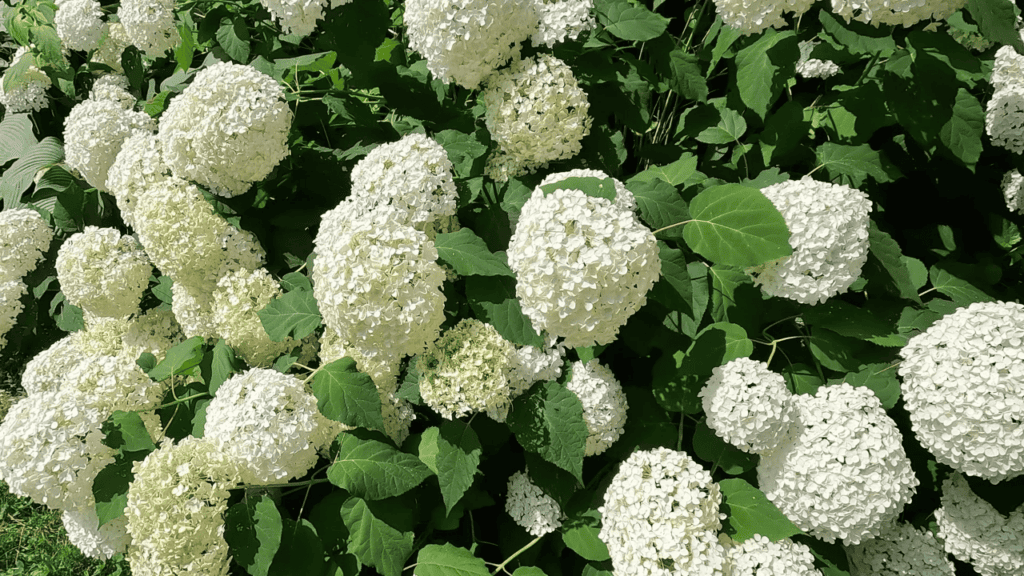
934, 473, 1024, 576
1003, 170, 1024, 214
90, 74, 135, 108
992, 36, 1024, 91
63, 97, 156, 191
712, 0, 814, 34
117, 0, 179, 57
0, 281, 26, 351
505, 470, 562, 536
56, 227, 152, 319
565, 359, 627, 456
106, 132, 173, 229
212, 268, 294, 367
259, 0, 327, 36
62, 505, 132, 560
796, 40, 840, 79
721, 534, 821, 576
531, 0, 594, 47
0, 47, 51, 113
93, 23, 130, 73
0, 208, 53, 281
507, 339, 565, 396
987, 85, 1024, 155
846, 521, 955, 576
830, 0, 967, 27
55, 0, 105, 51
699, 358, 796, 454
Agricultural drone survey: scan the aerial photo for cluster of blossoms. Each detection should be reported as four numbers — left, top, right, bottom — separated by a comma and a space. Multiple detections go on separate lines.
0, 47, 52, 113
711, 0, 963, 34
746, 177, 872, 305
507, 178, 660, 348
845, 521, 955, 576
0, 209, 54, 349
720, 534, 822, 576
55, 227, 152, 320
505, 470, 563, 536
986, 30, 1024, 154
117, 0, 179, 57
934, 473, 1024, 576
1002, 169, 1024, 214
795, 41, 840, 79
565, 359, 628, 456
54, 0, 105, 51
258, 0, 353, 37
710, 0, 814, 35
699, 358, 795, 454
898, 300, 1024, 482
532, 0, 595, 48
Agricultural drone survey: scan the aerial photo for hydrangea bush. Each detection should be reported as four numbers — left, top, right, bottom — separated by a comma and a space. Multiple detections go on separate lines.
1, 0, 1023, 575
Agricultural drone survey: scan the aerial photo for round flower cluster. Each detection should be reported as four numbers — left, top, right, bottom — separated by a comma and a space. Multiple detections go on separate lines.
90, 74, 136, 108
699, 358, 796, 454
204, 369, 322, 485
993, 45, 1024, 92
830, 0, 966, 27
721, 534, 821, 576
565, 359, 628, 456
507, 340, 565, 396
1003, 170, 1024, 214
404, 0, 540, 89
846, 521, 955, 576
212, 268, 295, 366
987, 85, 1024, 154
599, 448, 727, 576
55, 0, 105, 51
417, 318, 517, 421
711, 0, 814, 35
62, 506, 133, 561
0, 281, 25, 350
757, 383, 918, 544
56, 227, 152, 320
62, 352, 164, 416
746, 177, 872, 305
348, 133, 459, 238
63, 96, 156, 191
158, 62, 293, 197
125, 437, 240, 576
508, 186, 660, 348
934, 473, 1024, 576
313, 203, 446, 367
505, 470, 563, 536
0, 47, 51, 113
0, 209, 53, 349
93, 23, 131, 73
796, 40, 840, 79
117, 0, 179, 57
897, 301, 1024, 482
106, 132, 172, 229
482, 55, 591, 180
532, 0, 595, 47
259, 0, 328, 36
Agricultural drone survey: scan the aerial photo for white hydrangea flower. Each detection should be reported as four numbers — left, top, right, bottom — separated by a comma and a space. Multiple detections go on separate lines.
934, 473, 1024, 576
0, 208, 53, 280
565, 359, 627, 456
55, 0, 105, 52
171, 280, 219, 340
20, 336, 81, 396
505, 470, 562, 536
746, 177, 872, 305
313, 202, 446, 368
93, 23, 130, 73
531, 0, 594, 47
404, 0, 539, 89
898, 301, 1024, 482
830, 0, 967, 27
379, 387, 416, 445
482, 55, 591, 180
599, 447, 728, 576
699, 358, 797, 454
259, 0, 328, 36
711, 0, 814, 35
212, 268, 294, 367
117, 0, 178, 57
846, 521, 955, 576
63, 353, 164, 415
1003, 170, 1024, 214
992, 34, 1024, 91
986, 85, 1024, 155
158, 62, 293, 197
62, 505, 132, 560
721, 534, 822, 576
0, 47, 52, 113
125, 437, 239, 576
757, 383, 918, 545
204, 369, 322, 485
121, 308, 184, 361
90, 74, 135, 108
508, 187, 660, 348
56, 227, 152, 319
0, 280, 26, 350
106, 132, 173, 229
507, 340, 565, 396
63, 97, 156, 191
538, 169, 636, 213
416, 318, 517, 421
796, 40, 840, 79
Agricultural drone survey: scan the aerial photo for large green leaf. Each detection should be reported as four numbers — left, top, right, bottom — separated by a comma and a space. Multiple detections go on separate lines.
507, 380, 588, 483
691, 419, 758, 475
434, 228, 514, 277
817, 11, 897, 56
258, 289, 322, 342
147, 336, 205, 382
413, 544, 490, 576
967, 0, 1024, 53
629, 178, 690, 239
539, 176, 617, 202
666, 49, 708, 102
683, 184, 791, 267
801, 300, 903, 347
652, 322, 752, 413
0, 137, 63, 208
224, 495, 283, 576
629, 153, 699, 187
734, 30, 798, 119
216, 16, 250, 62
268, 518, 325, 576
867, 222, 922, 303
828, 363, 901, 409
696, 107, 746, 144
595, 0, 670, 41
340, 496, 415, 576
928, 264, 994, 305
328, 430, 433, 500
311, 357, 386, 433
719, 478, 801, 542
815, 143, 901, 187
939, 89, 984, 171
0, 113, 35, 166
465, 275, 544, 347
417, 422, 482, 514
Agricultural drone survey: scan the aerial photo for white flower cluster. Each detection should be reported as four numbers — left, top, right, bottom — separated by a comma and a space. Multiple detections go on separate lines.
599, 448, 728, 576
55, 0, 105, 51
699, 358, 795, 454
711, 0, 814, 35
846, 521, 955, 576
986, 85, 1024, 154
90, 74, 136, 108
0, 209, 53, 349
505, 470, 563, 536
0, 47, 51, 113
204, 369, 323, 485
1003, 170, 1024, 214
404, 0, 539, 89
212, 268, 295, 366
796, 41, 840, 79
259, 0, 327, 36
93, 23, 131, 73
508, 186, 660, 348
757, 383, 918, 544
830, 0, 966, 27
159, 62, 293, 197
482, 55, 591, 180
125, 437, 240, 576
348, 133, 459, 238
507, 340, 565, 396
746, 177, 872, 305
56, 227, 152, 320
62, 506, 133, 561
117, 0, 179, 57
934, 473, 1024, 576
63, 93, 156, 191
565, 359, 627, 456
992, 37, 1024, 91
106, 132, 172, 229
898, 301, 1024, 482
721, 534, 822, 576
532, 0, 595, 47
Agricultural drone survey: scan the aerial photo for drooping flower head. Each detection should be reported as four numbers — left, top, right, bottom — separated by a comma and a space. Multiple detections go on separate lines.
699, 358, 797, 454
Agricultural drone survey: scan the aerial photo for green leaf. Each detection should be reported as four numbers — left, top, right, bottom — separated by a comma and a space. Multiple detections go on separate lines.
666, 49, 708, 102
629, 178, 690, 239
465, 275, 544, 347
539, 176, 617, 202
148, 336, 205, 382
0, 137, 64, 209
801, 300, 902, 347
434, 229, 514, 277
939, 90, 984, 171
596, 0, 670, 41
691, 419, 758, 475
121, 46, 144, 93
818, 10, 897, 56
829, 363, 901, 409
340, 496, 415, 576
224, 495, 283, 576
967, 0, 1024, 53
655, 243, 692, 311
417, 422, 482, 514
92, 456, 136, 528
652, 322, 752, 413
258, 289, 322, 342
507, 380, 588, 483
328, 430, 433, 500
216, 16, 250, 62
100, 411, 157, 453
413, 544, 490, 576
867, 222, 922, 303
143, 91, 172, 117
561, 505, 611, 562
268, 518, 325, 576
630, 153, 698, 187
809, 328, 871, 372
0, 113, 35, 166
928, 264, 994, 305
734, 30, 798, 119
201, 339, 245, 396
280, 271, 313, 292
311, 357, 386, 433
683, 184, 792, 267
696, 107, 746, 144
54, 300, 84, 332
815, 143, 901, 187
175, 22, 195, 72
434, 130, 488, 178
719, 478, 801, 542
